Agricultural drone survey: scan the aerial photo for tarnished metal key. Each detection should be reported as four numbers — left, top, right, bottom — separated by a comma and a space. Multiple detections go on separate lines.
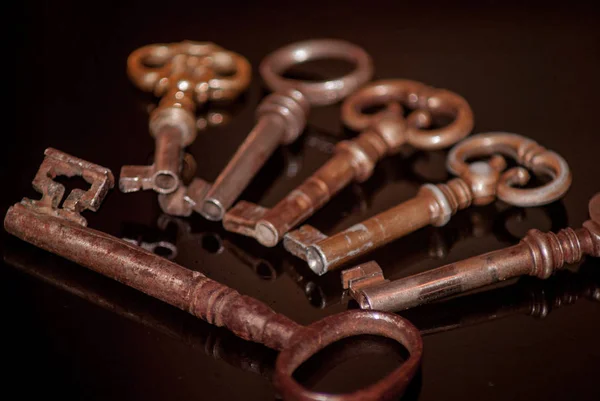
223, 79, 474, 246
344, 193, 599, 312
4, 149, 423, 401
286, 132, 573, 275
159, 39, 374, 219
119, 41, 251, 195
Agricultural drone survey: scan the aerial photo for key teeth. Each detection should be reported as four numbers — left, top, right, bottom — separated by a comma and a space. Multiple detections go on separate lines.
222, 201, 269, 237
19, 148, 114, 226
341, 261, 388, 293
119, 165, 154, 193
283, 226, 328, 261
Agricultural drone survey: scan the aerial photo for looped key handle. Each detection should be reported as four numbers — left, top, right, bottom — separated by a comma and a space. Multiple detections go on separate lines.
128, 41, 251, 104
274, 310, 422, 401
342, 79, 474, 152
447, 132, 572, 207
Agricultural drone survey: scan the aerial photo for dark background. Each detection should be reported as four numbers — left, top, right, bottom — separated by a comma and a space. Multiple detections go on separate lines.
6, 1, 600, 400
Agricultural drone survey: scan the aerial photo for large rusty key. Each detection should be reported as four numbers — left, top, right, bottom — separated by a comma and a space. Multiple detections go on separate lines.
223, 79, 474, 246
4, 149, 423, 401
158, 39, 374, 219
286, 132, 573, 275
344, 193, 599, 312
119, 41, 251, 195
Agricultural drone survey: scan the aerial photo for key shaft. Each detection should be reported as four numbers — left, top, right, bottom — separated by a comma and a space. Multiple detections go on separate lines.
224, 80, 474, 247
200, 90, 309, 220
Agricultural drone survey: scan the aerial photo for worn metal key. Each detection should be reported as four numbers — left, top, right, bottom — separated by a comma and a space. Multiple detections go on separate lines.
158, 39, 374, 219
4, 149, 423, 401
286, 132, 573, 275
224, 80, 474, 247
119, 41, 251, 195
344, 192, 599, 312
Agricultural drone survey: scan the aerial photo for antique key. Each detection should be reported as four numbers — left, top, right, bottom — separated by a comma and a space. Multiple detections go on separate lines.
286, 132, 573, 275
4, 149, 422, 401
158, 39, 374, 219
119, 41, 251, 195
223, 80, 474, 247
344, 193, 599, 312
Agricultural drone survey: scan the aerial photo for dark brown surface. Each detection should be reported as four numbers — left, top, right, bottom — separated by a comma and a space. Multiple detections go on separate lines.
6, 1, 600, 400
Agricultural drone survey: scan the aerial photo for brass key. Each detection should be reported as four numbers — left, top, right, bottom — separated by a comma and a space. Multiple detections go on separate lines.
223, 79, 474, 247
119, 41, 251, 195
158, 39, 374, 219
344, 193, 599, 312
286, 132, 572, 275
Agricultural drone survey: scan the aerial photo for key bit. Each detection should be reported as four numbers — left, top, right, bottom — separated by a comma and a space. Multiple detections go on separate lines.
289, 132, 573, 275
223, 79, 474, 247
19, 148, 114, 226
347, 192, 600, 312
160, 39, 374, 220
119, 41, 251, 195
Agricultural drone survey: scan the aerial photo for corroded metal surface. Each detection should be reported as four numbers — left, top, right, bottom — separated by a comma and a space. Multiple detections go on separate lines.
4, 149, 423, 401
349, 193, 599, 312
223, 79, 474, 247
120, 41, 251, 195
292, 132, 572, 275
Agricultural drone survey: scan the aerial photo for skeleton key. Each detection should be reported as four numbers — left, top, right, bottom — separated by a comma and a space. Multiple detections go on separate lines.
119, 41, 251, 195
223, 79, 474, 247
4, 149, 422, 401
285, 132, 572, 275
158, 39, 374, 219
344, 193, 599, 312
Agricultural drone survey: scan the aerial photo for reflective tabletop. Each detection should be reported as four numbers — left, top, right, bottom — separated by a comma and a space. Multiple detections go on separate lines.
6, 1, 600, 400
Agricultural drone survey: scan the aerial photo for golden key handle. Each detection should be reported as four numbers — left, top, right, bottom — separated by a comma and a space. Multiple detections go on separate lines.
223, 79, 474, 247
286, 132, 572, 275
120, 41, 251, 195
348, 193, 600, 312
5, 149, 423, 401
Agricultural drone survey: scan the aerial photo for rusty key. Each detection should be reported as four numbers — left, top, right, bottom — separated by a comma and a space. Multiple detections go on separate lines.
224, 79, 474, 246
344, 193, 599, 312
286, 132, 573, 275
5, 149, 422, 401
119, 41, 251, 195
158, 39, 374, 219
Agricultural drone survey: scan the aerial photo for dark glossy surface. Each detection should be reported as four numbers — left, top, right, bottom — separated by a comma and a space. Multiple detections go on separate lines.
6, 1, 600, 400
